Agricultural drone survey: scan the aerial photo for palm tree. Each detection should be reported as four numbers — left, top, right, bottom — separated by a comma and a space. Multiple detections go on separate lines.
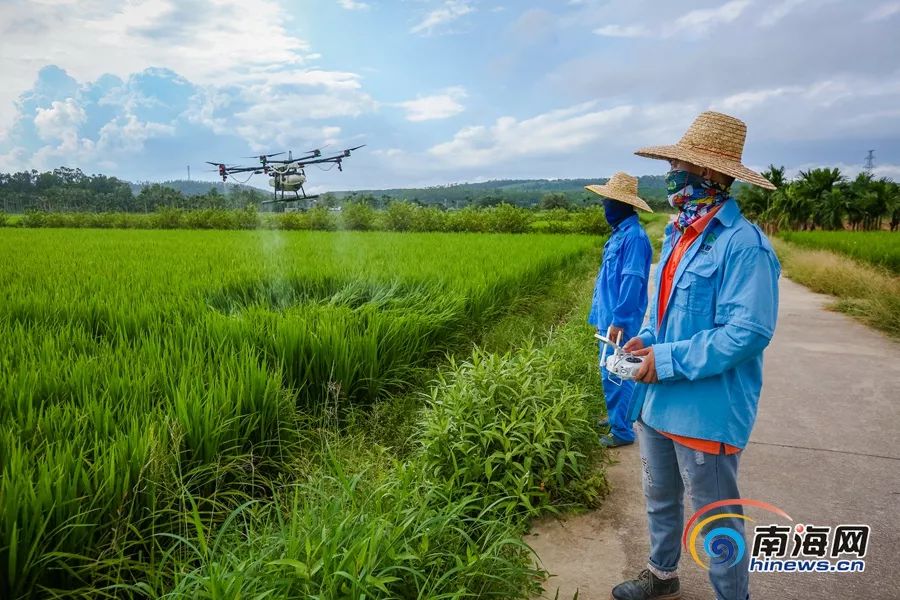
737, 165, 786, 231
887, 182, 900, 232
816, 188, 848, 230
796, 168, 845, 229
845, 173, 890, 230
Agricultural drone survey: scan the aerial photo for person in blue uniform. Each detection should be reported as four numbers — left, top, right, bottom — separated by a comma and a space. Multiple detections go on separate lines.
611, 111, 780, 600
586, 172, 653, 448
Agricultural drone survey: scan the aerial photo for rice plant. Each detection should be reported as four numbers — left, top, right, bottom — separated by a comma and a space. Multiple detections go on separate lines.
779, 230, 900, 274
0, 229, 599, 597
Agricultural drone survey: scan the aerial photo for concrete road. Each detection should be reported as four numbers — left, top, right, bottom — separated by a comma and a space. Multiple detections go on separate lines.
528, 276, 900, 600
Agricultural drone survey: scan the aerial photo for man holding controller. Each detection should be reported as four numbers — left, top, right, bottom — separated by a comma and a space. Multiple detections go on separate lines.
585, 172, 653, 449
611, 112, 781, 600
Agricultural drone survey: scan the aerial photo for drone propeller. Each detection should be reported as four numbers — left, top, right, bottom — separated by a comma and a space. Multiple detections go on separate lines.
342, 144, 366, 157
243, 152, 286, 159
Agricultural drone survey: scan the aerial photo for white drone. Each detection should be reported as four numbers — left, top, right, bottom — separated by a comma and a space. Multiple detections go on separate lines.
595, 326, 645, 382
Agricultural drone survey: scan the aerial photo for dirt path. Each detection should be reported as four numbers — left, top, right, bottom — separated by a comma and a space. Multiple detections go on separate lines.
528, 275, 900, 599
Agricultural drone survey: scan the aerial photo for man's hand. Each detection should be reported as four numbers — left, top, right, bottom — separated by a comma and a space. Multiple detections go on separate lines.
607, 325, 625, 346
623, 337, 644, 353
632, 346, 658, 383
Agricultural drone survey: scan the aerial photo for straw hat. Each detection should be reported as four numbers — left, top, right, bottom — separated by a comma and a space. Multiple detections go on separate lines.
585, 172, 653, 212
634, 111, 776, 190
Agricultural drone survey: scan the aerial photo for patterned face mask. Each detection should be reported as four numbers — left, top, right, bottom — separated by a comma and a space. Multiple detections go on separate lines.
665, 169, 730, 231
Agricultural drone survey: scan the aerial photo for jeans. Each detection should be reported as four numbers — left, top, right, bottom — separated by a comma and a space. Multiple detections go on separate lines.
637, 420, 749, 600
600, 346, 636, 442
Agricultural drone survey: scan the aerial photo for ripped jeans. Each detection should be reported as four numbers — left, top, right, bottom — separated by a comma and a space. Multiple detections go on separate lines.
636, 419, 749, 600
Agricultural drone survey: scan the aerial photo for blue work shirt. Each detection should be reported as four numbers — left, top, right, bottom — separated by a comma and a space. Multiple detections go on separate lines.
629, 199, 781, 449
588, 214, 652, 341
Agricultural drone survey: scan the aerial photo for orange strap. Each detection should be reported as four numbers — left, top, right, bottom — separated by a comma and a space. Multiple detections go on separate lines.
660, 431, 742, 455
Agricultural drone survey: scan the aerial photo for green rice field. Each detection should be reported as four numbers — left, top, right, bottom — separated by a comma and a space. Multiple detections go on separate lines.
0, 228, 601, 598
779, 230, 900, 274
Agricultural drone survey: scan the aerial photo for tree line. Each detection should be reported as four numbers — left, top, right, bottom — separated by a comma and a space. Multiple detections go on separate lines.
738, 166, 900, 231
0, 169, 674, 214
5, 167, 896, 232
0, 168, 270, 213
335, 175, 670, 211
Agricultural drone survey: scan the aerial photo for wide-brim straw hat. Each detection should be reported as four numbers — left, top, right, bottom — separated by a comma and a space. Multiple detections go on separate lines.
634, 111, 776, 190
585, 172, 653, 212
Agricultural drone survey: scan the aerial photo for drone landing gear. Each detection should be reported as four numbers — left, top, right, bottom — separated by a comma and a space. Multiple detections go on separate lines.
297, 185, 320, 202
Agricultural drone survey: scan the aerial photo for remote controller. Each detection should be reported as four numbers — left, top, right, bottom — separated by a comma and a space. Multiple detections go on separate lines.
595, 329, 645, 381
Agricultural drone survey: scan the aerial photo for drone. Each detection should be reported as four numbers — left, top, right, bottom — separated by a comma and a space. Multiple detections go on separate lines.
205, 145, 365, 203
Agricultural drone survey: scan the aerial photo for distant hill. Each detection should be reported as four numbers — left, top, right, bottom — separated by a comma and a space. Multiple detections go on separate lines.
334, 176, 669, 209
132, 177, 671, 207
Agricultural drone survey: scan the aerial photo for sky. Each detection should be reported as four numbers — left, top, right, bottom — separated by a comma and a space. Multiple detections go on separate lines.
1, 0, 899, 192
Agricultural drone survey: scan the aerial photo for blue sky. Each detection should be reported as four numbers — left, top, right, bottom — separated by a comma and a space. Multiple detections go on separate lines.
1, 0, 899, 191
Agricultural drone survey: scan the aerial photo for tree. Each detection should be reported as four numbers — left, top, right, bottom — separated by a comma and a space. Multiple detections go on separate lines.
795, 167, 844, 230
138, 184, 186, 211
738, 165, 786, 230
539, 192, 572, 210
475, 192, 506, 208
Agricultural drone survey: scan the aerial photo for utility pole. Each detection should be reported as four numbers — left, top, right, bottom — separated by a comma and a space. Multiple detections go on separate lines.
864, 150, 875, 173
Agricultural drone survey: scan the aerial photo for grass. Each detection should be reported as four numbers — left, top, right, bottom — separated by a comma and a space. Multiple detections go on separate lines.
127, 246, 608, 600
639, 212, 670, 261
773, 238, 900, 338
1, 204, 612, 235
0, 228, 607, 598
779, 230, 900, 274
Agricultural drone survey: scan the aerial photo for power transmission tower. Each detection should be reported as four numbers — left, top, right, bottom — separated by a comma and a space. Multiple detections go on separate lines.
864, 150, 875, 173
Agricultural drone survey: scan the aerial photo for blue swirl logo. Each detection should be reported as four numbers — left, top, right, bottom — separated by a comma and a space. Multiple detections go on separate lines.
704, 526, 746, 568
684, 499, 793, 571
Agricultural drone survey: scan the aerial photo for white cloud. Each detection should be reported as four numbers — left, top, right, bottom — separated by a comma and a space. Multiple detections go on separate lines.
34, 98, 85, 141
864, 1, 900, 21
1, 0, 381, 164
426, 66, 900, 175
428, 102, 637, 167
373, 148, 406, 157
0, 0, 321, 134
714, 87, 795, 112
759, 0, 810, 27
707, 73, 900, 141
411, 0, 474, 35
398, 87, 467, 121
337, 0, 369, 9
227, 85, 362, 150
670, 0, 750, 33
262, 70, 365, 91
590, 0, 751, 41
29, 105, 173, 171
0, 147, 30, 172
96, 114, 175, 153
593, 24, 648, 38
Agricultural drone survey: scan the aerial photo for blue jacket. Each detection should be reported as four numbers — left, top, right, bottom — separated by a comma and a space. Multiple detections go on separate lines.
588, 214, 652, 341
629, 199, 781, 448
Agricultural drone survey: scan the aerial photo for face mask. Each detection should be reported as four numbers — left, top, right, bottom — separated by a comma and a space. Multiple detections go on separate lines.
665, 169, 730, 230
603, 198, 635, 228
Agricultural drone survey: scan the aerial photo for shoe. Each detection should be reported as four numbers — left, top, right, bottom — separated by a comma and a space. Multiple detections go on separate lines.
599, 433, 634, 448
611, 569, 681, 600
